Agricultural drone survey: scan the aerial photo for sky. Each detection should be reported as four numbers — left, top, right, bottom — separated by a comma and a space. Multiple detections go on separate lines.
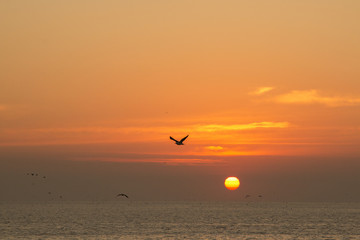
1, 0, 360, 202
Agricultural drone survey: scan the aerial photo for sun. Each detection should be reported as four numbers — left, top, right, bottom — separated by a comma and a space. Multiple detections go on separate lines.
224, 177, 240, 190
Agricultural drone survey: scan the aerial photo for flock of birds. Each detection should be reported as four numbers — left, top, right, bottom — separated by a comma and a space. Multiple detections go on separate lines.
26, 172, 46, 178
25, 172, 63, 199
26, 172, 128, 200
23, 134, 263, 201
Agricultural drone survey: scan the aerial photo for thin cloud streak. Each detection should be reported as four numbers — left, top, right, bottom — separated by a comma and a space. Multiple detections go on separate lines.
3, 121, 289, 137
205, 146, 224, 151
0, 120, 290, 146
194, 122, 289, 132
275, 90, 360, 107
73, 153, 225, 165
250, 87, 275, 95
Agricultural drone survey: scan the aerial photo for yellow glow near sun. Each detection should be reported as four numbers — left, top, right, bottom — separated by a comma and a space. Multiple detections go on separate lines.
205, 146, 223, 151
224, 177, 240, 190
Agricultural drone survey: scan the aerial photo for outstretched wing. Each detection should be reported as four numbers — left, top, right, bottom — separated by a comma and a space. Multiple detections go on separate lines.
117, 193, 129, 198
170, 136, 177, 142
179, 135, 189, 143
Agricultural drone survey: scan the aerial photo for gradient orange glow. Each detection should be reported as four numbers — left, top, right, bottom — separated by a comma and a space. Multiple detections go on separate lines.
1, 1, 360, 201
224, 177, 240, 190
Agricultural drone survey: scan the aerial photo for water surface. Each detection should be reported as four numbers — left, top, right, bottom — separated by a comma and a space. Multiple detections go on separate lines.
1, 201, 359, 239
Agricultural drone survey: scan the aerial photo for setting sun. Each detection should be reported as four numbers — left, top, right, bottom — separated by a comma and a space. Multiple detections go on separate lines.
224, 177, 240, 190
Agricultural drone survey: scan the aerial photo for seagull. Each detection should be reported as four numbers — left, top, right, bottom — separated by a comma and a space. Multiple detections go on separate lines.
117, 193, 129, 198
245, 194, 251, 198
169, 135, 189, 145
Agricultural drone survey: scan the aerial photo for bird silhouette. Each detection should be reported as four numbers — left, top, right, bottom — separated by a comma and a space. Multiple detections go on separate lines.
245, 194, 251, 198
117, 193, 129, 198
169, 135, 189, 145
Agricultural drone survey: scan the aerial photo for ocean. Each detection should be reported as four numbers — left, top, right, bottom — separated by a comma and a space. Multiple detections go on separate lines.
1, 201, 359, 239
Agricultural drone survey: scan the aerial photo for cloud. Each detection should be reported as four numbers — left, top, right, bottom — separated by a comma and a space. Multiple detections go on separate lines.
275, 90, 360, 107
27, 121, 290, 134
74, 153, 223, 165
194, 122, 289, 132
205, 146, 224, 151
1, 121, 289, 146
250, 87, 274, 95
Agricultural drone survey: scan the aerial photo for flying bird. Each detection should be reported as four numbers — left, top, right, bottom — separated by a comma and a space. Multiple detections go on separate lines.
245, 194, 251, 198
117, 193, 129, 198
169, 135, 189, 145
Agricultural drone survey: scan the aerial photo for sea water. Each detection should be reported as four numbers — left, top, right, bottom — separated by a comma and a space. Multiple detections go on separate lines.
0, 201, 359, 239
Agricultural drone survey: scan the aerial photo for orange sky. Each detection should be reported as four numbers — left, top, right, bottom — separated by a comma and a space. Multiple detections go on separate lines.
1, 1, 360, 201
